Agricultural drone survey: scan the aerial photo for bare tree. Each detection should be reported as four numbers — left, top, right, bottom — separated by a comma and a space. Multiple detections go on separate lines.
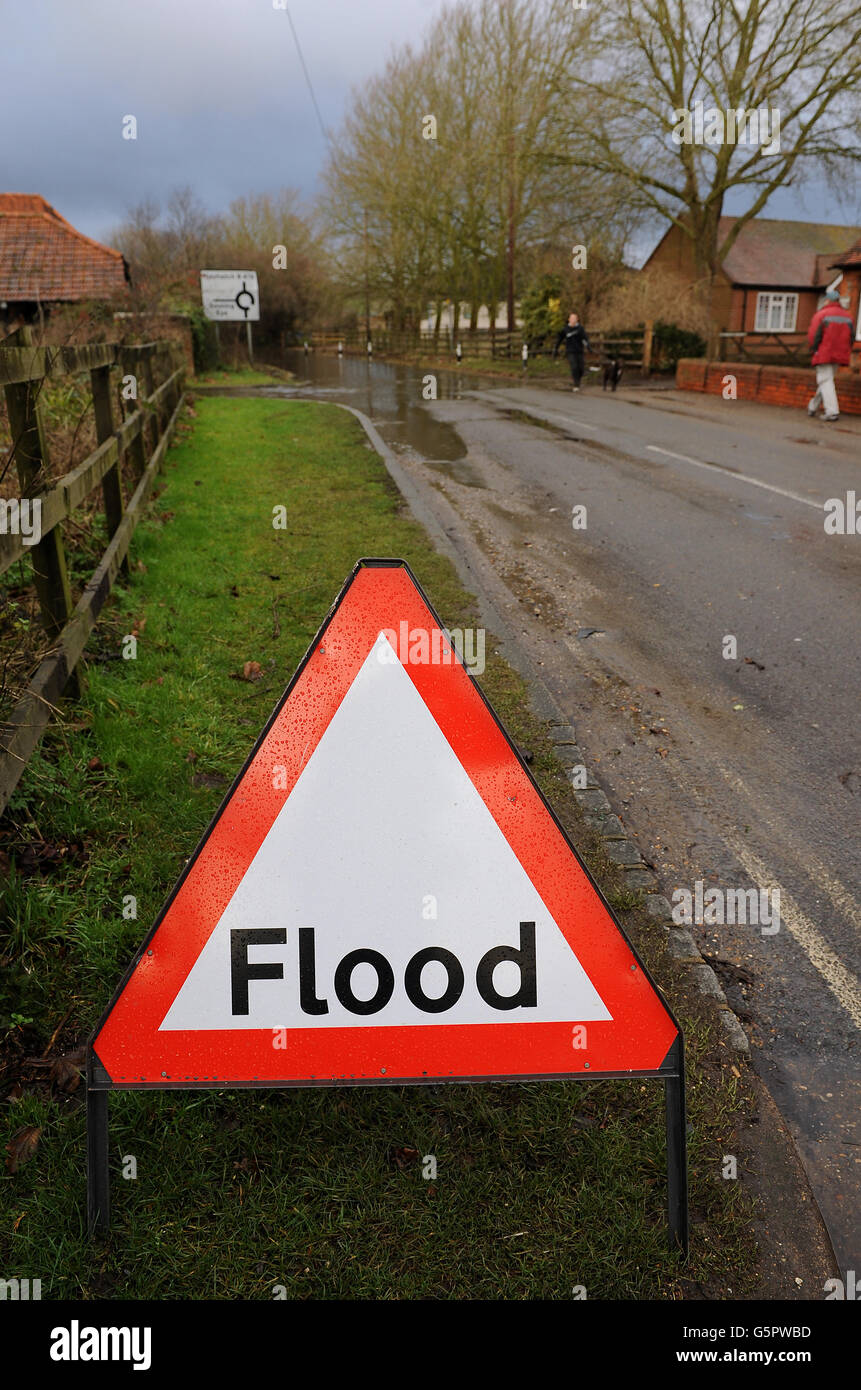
164, 186, 215, 275
113, 186, 329, 339
476, 0, 589, 330
565, 0, 861, 285
321, 48, 437, 332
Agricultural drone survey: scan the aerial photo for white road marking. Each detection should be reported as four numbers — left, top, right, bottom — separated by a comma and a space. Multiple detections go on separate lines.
512, 404, 599, 432
715, 761, 861, 925
646, 445, 822, 510
541, 410, 599, 432
722, 835, 861, 1029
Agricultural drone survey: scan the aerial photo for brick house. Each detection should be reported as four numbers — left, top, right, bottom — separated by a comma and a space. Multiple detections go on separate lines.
0, 193, 129, 333
828, 237, 861, 345
643, 215, 861, 361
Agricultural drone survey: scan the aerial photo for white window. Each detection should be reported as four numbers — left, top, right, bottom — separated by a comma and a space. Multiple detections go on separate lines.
754, 292, 798, 332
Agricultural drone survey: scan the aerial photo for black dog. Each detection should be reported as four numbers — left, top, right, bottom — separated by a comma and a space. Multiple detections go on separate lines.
603, 358, 623, 391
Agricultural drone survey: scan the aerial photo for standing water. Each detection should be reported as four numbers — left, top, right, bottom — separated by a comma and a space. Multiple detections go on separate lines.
254, 348, 482, 464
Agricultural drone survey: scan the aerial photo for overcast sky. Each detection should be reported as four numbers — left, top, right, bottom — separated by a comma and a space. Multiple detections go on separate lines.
2, 0, 450, 241
2, 0, 858, 257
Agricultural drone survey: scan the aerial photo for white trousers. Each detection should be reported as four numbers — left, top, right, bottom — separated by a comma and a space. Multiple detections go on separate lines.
810, 363, 839, 417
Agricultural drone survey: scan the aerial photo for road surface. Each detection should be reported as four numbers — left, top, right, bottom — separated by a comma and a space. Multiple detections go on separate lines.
275, 354, 861, 1274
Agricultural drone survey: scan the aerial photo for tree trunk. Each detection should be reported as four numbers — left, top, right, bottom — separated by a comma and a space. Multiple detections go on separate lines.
506, 213, 516, 332
469, 296, 480, 339
506, 132, 516, 333
690, 202, 723, 355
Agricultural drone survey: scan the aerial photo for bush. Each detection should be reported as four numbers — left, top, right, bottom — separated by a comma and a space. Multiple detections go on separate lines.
520, 275, 564, 347
651, 320, 707, 368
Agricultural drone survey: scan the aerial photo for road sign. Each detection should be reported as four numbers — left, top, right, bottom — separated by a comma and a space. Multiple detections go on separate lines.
87, 559, 685, 1246
200, 269, 260, 322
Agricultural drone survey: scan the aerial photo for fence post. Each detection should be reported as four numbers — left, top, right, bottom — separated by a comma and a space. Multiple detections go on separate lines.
119, 352, 148, 481
155, 346, 170, 433
141, 350, 159, 459
170, 346, 180, 413
3, 330, 80, 697
642, 320, 654, 377
91, 363, 128, 578
171, 344, 185, 415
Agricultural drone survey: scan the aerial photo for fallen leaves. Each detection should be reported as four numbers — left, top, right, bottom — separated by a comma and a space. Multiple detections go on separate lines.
49, 1049, 85, 1094
229, 660, 263, 683
6, 1126, 41, 1174
15, 1047, 85, 1098
387, 1144, 420, 1171
14, 838, 87, 874
191, 771, 227, 789
232, 1155, 262, 1175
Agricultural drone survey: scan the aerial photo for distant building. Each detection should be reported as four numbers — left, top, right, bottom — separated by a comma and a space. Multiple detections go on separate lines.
0, 193, 129, 333
643, 215, 861, 357
420, 302, 520, 334
828, 237, 861, 345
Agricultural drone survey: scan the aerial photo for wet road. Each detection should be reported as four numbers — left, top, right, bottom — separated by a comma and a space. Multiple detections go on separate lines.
262, 349, 859, 1272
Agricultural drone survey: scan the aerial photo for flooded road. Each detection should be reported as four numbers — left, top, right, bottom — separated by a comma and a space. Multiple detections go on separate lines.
266, 348, 475, 464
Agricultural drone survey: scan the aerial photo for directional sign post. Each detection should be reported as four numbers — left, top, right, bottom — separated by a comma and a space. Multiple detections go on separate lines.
200, 270, 260, 364
87, 559, 687, 1250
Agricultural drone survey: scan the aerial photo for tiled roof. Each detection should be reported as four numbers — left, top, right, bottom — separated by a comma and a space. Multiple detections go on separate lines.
0, 193, 128, 302
829, 238, 861, 270
717, 216, 861, 288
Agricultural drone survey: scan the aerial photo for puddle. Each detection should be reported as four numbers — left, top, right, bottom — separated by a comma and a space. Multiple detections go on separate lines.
260, 350, 479, 464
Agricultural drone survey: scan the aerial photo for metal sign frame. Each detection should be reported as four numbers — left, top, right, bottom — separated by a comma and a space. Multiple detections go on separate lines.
86, 558, 688, 1253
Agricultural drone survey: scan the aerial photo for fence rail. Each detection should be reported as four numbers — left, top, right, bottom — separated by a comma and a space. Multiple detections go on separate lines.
0, 329, 186, 814
310, 328, 649, 366
718, 331, 811, 366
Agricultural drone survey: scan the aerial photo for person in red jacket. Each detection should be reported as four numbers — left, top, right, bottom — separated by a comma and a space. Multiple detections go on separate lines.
807, 288, 854, 421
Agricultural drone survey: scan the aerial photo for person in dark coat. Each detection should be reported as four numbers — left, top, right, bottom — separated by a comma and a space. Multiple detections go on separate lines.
553, 312, 591, 391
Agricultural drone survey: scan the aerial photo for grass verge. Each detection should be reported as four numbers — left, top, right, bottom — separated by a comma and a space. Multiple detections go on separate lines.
0, 396, 756, 1299
193, 367, 293, 388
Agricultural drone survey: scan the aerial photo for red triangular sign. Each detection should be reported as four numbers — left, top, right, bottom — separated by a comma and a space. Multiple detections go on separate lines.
92, 560, 678, 1086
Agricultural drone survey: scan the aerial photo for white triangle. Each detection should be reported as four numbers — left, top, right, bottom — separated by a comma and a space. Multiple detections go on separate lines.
160, 634, 611, 1031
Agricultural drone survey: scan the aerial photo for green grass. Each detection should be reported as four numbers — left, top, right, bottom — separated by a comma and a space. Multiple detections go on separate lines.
361, 349, 604, 385
193, 367, 291, 387
0, 397, 756, 1299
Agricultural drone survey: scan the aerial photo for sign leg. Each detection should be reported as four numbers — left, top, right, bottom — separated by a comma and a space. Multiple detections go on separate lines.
87, 1086, 110, 1237
247, 321, 253, 364
664, 1039, 689, 1255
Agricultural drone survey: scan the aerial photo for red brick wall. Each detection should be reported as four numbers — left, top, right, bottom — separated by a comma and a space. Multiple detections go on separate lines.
676, 358, 861, 414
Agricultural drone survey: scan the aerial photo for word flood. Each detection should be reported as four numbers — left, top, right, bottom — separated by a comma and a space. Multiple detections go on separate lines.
230, 923, 538, 1016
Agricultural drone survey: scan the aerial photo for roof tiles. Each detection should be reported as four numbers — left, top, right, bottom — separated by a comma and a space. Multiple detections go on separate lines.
0, 193, 128, 302
718, 216, 861, 288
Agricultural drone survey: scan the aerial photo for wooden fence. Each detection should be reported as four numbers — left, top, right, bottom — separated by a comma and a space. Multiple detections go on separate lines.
0, 330, 186, 814
717, 331, 811, 366
310, 328, 650, 367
